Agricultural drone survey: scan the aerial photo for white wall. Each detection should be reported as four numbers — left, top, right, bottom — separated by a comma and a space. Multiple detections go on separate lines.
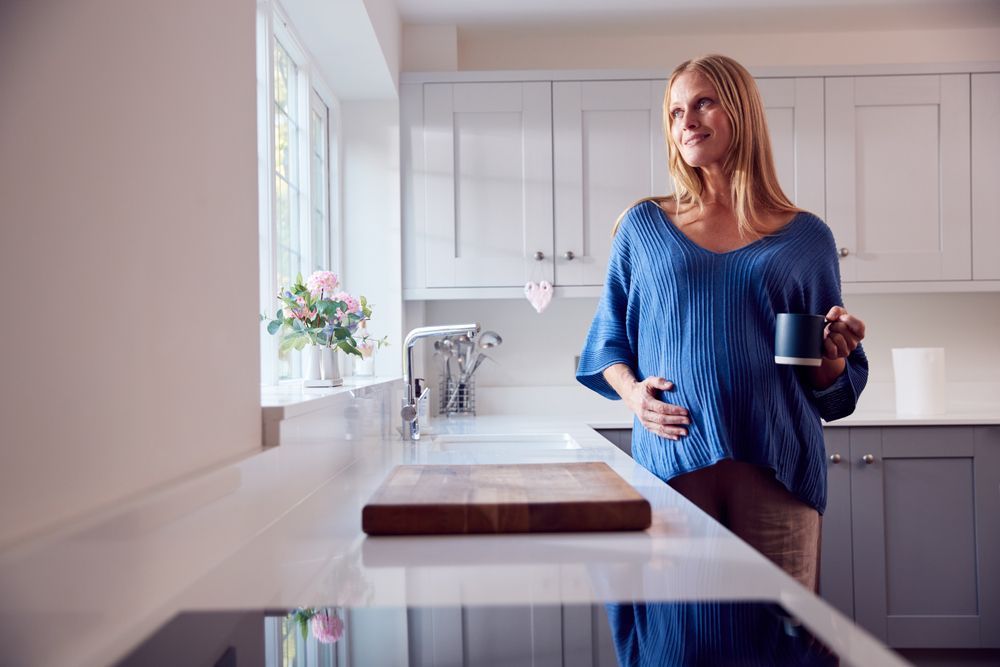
453, 25, 1000, 71
402, 24, 459, 71
0, 0, 260, 546
363, 0, 402, 91
422, 293, 1000, 390
341, 101, 403, 377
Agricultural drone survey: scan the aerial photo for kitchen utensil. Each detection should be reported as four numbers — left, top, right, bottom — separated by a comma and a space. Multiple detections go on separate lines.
362, 462, 652, 535
455, 334, 474, 370
478, 330, 503, 349
460, 352, 490, 384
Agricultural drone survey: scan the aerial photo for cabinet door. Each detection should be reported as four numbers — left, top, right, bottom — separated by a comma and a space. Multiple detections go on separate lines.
757, 78, 825, 218
826, 75, 971, 282
974, 427, 1000, 648
424, 82, 553, 288
553, 80, 669, 286
819, 428, 854, 619
972, 73, 1000, 280
851, 427, 987, 648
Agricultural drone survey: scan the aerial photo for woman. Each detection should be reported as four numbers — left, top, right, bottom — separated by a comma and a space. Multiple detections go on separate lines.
576, 54, 868, 592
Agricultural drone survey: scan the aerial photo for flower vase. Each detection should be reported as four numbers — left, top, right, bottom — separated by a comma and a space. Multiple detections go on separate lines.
353, 354, 375, 377
303, 345, 343, 387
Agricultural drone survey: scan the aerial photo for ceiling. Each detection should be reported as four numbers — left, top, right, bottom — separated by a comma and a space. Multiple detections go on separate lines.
395, 0, 1000, 32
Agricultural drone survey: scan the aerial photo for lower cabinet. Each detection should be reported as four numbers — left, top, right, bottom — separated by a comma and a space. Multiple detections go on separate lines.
821, 426, 1000, 649
599, 425, 1000, 650
407, 604, 618, 667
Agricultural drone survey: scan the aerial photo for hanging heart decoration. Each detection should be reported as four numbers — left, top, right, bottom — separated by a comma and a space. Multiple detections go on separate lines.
524, 280, 553, 314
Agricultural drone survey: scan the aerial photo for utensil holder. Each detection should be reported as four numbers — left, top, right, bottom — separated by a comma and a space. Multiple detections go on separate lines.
440, 377, 475, 416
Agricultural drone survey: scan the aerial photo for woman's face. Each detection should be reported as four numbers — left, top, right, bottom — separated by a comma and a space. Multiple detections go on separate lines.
668, 70, 733, 171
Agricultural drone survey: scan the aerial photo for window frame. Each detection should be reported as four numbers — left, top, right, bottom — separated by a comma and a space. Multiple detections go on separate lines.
257, 1, 341, 386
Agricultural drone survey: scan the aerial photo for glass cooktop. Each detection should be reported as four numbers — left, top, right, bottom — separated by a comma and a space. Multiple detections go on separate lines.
116, 599, 841, 666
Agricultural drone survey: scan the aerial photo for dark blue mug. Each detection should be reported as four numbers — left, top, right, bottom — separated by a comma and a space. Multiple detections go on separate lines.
774, 313, 827, 366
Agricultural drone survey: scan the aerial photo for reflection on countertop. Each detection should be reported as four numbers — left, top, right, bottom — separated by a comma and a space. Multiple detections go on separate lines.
117, 600, 840, 667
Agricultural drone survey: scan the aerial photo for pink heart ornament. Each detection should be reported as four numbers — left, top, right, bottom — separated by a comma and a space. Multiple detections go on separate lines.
524, 280, 553, 314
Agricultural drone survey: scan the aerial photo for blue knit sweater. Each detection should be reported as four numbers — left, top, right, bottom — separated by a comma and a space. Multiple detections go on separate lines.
576, 200, 868, 513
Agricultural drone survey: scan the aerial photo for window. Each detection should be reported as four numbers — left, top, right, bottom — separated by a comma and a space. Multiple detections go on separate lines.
257, 4, 338, 385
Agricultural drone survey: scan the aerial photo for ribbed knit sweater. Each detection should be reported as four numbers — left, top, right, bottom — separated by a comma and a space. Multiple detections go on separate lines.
576, 200, 869, 513
606, 601, 837, 666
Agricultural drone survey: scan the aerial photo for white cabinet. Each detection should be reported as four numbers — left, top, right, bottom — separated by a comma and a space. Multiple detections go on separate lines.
403, 68, 1000, 298
826, 75, 972, 282
972, 73, 1000, 280
550, 77, 825, 287
756, 78, 826, 219
552, 80, 669, 286
423, 82, 553, 288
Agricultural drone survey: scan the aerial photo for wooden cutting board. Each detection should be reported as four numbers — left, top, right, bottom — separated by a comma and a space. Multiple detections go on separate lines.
362, 462, 651, 535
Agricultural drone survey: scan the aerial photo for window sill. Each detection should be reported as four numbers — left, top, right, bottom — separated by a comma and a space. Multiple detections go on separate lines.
261, 376, 399, 447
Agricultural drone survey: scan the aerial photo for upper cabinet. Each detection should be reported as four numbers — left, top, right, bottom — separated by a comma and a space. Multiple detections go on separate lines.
552, 80, 668, 286
756, 78, 825, 219
973, 73, 1000, 280
423, 82, 553, 288
402, 66, 1000, 298
550, 78, 825, 287
826, 75, 971, 282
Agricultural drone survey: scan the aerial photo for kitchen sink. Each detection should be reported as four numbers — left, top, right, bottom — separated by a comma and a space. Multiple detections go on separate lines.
427, 432, 580, 452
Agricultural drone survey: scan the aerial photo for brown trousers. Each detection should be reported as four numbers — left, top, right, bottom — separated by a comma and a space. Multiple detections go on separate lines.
668, 459, 822, 592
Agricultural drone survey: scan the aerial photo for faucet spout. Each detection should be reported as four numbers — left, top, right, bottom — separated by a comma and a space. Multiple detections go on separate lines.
401, 323, 480, 440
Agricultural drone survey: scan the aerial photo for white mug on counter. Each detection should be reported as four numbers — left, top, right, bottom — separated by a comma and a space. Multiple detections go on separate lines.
891, 347, 946, 416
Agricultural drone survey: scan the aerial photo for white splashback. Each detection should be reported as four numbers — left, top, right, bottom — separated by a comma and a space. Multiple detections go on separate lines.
421, 292, 1000, 388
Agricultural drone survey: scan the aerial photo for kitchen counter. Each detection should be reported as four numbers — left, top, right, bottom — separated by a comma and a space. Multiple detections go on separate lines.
0, 381, 907, 666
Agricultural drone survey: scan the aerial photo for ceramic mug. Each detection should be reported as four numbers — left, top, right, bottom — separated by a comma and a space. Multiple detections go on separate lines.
774, 313, 828, 366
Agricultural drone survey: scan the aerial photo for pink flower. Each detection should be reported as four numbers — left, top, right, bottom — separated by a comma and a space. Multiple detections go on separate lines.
310, 611, 344, 644
307, 271, 340, 298
333, 292, 361, 315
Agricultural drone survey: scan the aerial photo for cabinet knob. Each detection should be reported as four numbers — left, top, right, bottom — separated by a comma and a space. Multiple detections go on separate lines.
829, 453, 842, 464
838, 247, 850, 259
533, 251, 545, 261
564, 250, 575, 261
861, 454, 875, 465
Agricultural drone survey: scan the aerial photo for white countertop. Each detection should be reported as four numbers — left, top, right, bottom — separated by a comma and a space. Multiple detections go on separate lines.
0, 384, 908, 667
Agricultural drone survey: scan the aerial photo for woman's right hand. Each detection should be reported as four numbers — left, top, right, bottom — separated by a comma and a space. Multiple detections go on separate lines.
602, 365, 690, 440
624, 376, 690, 441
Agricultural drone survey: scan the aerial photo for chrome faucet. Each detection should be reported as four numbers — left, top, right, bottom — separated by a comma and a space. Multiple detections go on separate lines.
401, 323, 480, 441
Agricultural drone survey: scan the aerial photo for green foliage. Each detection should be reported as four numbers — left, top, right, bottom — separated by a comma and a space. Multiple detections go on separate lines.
261, 272, 385, 358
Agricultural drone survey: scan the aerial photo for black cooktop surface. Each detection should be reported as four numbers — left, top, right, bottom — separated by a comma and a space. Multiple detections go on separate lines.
117, 599, 840, 666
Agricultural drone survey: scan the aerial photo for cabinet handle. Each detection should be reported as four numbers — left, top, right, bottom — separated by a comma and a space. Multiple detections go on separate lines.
861, 454, 875, 465
564, 250, 575, 261
838, 247, 850, 259
533, 251, 545, 261
829, 453, 842, 464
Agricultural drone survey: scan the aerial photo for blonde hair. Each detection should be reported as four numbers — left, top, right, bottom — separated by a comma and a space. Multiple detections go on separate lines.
613, 54, 798, 236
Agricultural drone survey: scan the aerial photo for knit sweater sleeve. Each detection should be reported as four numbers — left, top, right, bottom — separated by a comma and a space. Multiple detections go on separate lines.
576, 218, 637, 400
804, 221, 869, 421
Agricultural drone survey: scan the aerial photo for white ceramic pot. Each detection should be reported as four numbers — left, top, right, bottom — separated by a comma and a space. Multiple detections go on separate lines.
304, 345, 342, 387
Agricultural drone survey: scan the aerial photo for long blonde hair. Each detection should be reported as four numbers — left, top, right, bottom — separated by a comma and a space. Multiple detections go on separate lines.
613, 54, 798, 236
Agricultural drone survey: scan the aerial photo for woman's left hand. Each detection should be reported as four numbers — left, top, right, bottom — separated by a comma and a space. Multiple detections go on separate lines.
822, 305, 865, 360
